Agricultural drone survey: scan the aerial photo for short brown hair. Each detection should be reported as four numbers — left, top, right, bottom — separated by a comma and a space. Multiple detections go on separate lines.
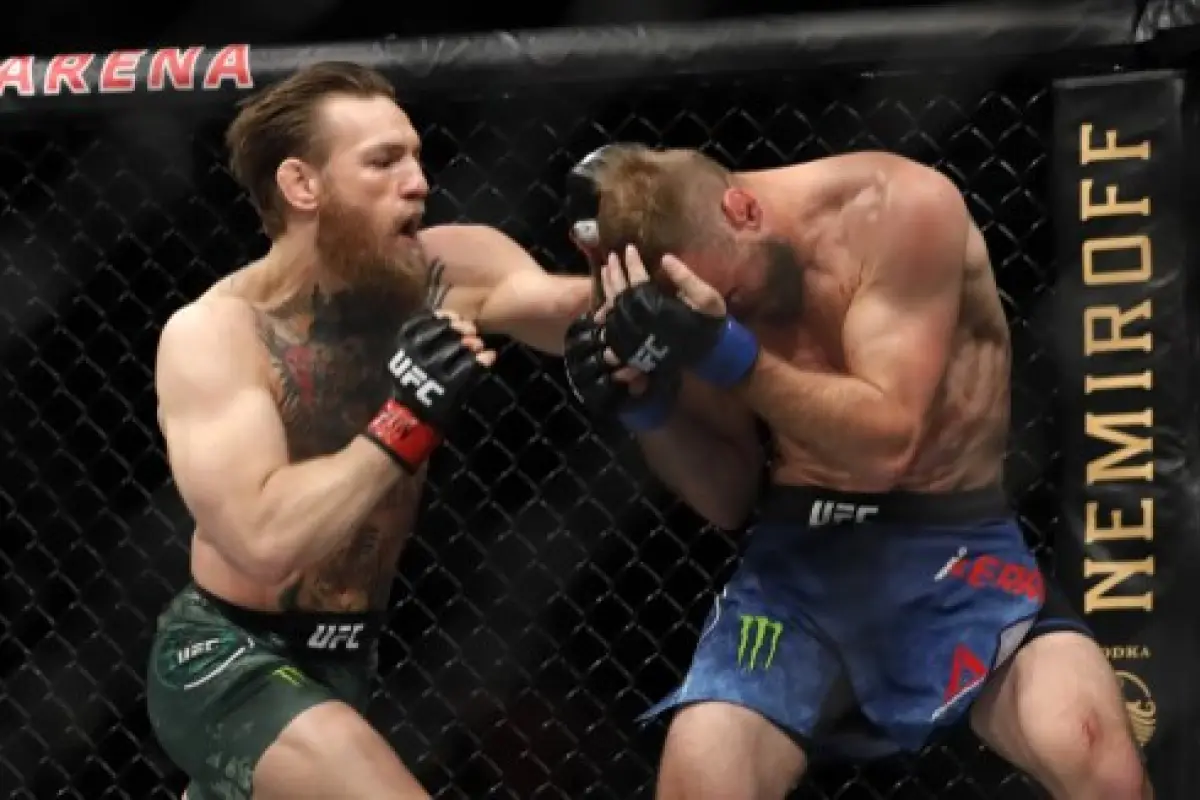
225, 61, 396, 238
593, 145, 732, 271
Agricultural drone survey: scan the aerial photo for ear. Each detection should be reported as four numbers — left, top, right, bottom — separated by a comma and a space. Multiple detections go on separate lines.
721, 187, 762, 232
276, 157, 320, 216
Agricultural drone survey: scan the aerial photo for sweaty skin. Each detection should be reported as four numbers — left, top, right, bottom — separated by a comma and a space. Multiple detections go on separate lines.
734, 153, 1009, 492
175, 228, 588, 614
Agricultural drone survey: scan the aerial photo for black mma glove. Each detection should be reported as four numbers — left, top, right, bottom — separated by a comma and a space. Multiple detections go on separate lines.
564, 314, 679, 432
363, 312, 485, 471
603, 284, 759, 389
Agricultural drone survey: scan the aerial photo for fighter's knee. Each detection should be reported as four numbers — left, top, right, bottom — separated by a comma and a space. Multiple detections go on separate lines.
1032, 708, 1147, 799
656, 703, 805, 800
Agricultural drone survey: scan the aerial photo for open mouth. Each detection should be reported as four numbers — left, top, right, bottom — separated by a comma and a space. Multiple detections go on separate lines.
397, 217, 421, 238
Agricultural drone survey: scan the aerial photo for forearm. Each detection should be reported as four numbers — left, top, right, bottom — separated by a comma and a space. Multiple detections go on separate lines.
636, 412, 760, 530
476, 273, 592, 355
245, 438, 402, 578
735, 350, 913, 484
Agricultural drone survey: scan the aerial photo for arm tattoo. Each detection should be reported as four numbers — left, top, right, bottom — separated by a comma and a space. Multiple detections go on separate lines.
425, 258, 451, 309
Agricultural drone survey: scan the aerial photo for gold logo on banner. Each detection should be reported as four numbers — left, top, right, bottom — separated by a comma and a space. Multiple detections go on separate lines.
1115, 670, 1157, 746
1103, 644, 1151, 660
1077, 122, 1156, 615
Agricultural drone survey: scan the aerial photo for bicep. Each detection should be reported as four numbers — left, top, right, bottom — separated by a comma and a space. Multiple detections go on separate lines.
842, 276, 959, 424
161, 384, 289, 535
843, 166, 967, 421
155, 306, 289, 539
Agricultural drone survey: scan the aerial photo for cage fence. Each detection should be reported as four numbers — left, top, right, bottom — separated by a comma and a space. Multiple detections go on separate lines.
0, 6, 1157, 798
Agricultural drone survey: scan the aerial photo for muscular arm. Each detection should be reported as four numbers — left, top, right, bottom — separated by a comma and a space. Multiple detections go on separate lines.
419, 224, 591, 354
156, 300, 402, 582
734, 172, 966, 487
636, 377, 763, 530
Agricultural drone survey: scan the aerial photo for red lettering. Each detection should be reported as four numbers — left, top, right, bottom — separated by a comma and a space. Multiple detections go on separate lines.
996, 563, 1023, 594
148, 47, 203, 91
0, 56, 35, 96
968, 555, 999, 588
99, 50, 145, 93
203, 45, 253, 90
1027, 569, 1045, 602
946, 554, 1046, 603
44, 54, 94, 95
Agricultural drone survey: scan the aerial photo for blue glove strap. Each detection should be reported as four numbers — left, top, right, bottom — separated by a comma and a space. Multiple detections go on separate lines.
619, 388, 675, 432
693, 318, 759, 388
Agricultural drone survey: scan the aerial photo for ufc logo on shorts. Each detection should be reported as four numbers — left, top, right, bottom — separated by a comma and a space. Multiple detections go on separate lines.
627, 335, 669, 372
809, 500, 879, 527
388, 350, 445, 406
307, 623, 364, 651
175, 638, 219, 665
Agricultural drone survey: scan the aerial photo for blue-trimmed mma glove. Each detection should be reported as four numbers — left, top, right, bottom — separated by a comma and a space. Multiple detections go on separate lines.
563, 314, 681, 432
602, 283, 760, 389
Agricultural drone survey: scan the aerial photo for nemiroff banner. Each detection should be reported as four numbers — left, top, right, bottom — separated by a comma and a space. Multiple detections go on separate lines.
1053, 70, 1199, 796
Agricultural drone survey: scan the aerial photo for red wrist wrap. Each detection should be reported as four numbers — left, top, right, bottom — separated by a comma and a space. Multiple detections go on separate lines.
365, 399, 442, 470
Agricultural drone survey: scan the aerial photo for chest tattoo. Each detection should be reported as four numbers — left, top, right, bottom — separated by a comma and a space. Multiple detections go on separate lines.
259, 289, 402, 459
257, 288, 419, 612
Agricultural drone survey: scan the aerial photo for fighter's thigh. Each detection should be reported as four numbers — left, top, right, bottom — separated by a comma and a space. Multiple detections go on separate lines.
969, 631, 1146, 799
253, 699, 428, 800
658, 701, 807, 800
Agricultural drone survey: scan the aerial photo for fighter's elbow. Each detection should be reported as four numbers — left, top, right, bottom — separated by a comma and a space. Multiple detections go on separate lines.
217, 503, 301, 583
704, 454, 762, 531
237, 531, 300, 584
862, 416, 921, 488
698, 486, 756, 531
199, 520, 296, 584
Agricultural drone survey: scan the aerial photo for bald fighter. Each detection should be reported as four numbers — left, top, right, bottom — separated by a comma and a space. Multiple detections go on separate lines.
146, 62, 589, 800
561, 144, 1150, 800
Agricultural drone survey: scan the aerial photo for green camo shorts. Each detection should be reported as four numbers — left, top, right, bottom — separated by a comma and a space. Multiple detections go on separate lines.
146, 585, 382, 800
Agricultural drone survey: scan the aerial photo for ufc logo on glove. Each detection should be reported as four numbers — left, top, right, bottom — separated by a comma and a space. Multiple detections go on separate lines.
388, 350, 446, 406
627, 335, 670, 372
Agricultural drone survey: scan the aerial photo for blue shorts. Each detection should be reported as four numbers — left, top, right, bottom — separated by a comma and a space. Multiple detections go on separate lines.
639, 485, 1091, 761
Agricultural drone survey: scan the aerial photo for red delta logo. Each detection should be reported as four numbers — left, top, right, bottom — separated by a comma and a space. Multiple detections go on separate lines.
0, 45, 253, 97
938, 549, 1045, 603
931, 643, 989, 722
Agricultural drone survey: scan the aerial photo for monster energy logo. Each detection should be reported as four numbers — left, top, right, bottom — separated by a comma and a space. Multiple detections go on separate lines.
737, 615, 783, 671
272, 666, 306, 687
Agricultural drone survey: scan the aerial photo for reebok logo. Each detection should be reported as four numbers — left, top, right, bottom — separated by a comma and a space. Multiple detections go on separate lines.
737, 614, 783, 671
936, 550, 1045, 603
388, 350, 445, 407
930, 643, 989, 721
809, 500, 879, 527
626, 335, 669, 373
307, 622, 364, 651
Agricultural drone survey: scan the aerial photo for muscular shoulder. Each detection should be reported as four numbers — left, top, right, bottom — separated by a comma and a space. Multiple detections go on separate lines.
863, 161, 968, 285
156, 297, 268, 405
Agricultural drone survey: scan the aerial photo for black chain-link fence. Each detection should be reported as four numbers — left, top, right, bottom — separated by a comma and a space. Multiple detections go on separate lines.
2, 63, 1073, 798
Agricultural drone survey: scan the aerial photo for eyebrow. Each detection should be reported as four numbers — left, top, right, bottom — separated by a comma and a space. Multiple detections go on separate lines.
366, 139, 420, 156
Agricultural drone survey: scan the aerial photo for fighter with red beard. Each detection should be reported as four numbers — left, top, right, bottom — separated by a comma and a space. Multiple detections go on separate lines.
145, 62, 591, 800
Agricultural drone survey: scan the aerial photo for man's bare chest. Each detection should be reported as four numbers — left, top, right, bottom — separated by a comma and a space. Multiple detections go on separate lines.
257, 313, 396, 460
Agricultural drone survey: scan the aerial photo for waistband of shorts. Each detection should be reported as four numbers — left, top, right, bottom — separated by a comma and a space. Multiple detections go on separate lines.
758, 484, 1010, 527
191, 583, 384, 657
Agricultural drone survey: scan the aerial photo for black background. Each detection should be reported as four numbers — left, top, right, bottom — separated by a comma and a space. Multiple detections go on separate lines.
1, 1, 1092, 797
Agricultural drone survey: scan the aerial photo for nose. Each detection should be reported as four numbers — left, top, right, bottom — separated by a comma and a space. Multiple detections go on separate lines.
403, 165, 429, 200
